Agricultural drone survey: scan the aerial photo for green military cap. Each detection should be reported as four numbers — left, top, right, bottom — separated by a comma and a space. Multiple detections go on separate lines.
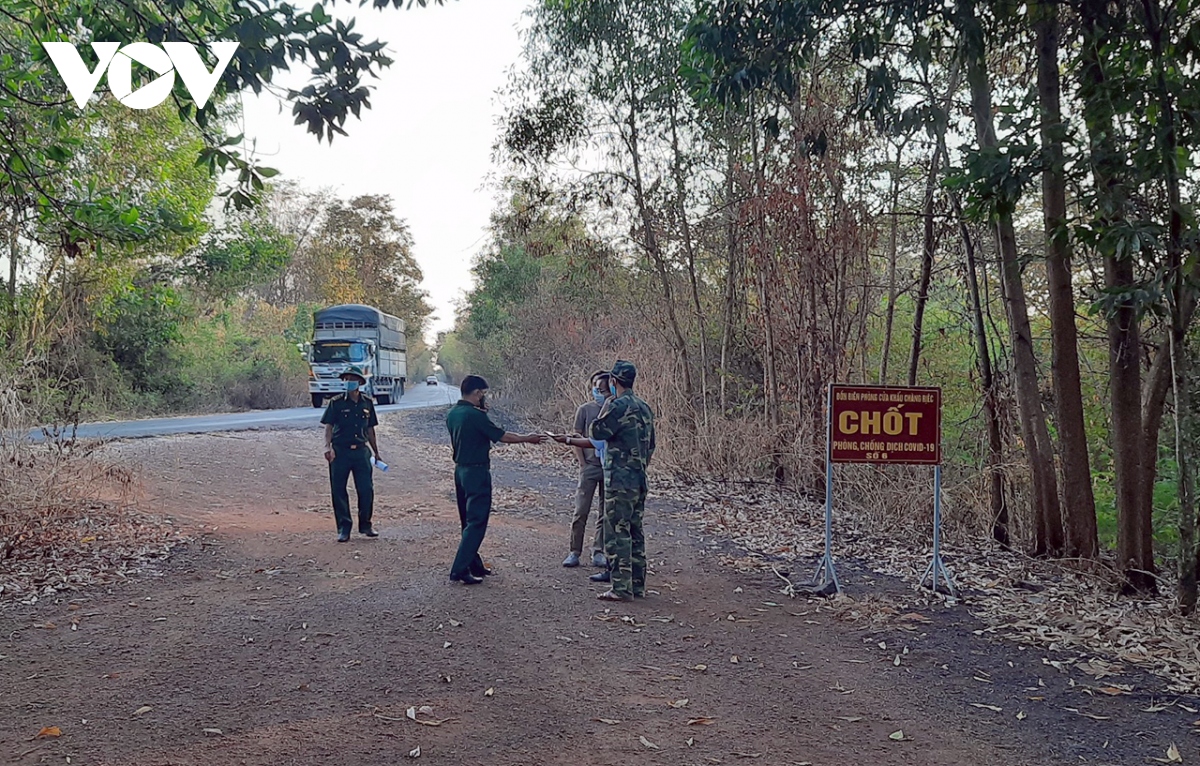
610, 359, 637, 386
340, 365, 368, 383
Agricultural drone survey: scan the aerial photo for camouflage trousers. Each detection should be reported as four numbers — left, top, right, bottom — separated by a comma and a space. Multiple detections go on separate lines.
603, 474, 648, 598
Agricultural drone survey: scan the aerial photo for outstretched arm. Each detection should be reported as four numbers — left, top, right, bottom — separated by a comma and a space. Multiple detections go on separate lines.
501, 432, 546, 445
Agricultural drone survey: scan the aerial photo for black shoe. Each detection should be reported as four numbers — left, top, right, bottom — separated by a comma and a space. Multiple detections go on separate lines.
360, 527, 379, 537
472, 567, 493, 577
589, 570, 611, 583
450, 573, 484, 585
337, 531, 350, 543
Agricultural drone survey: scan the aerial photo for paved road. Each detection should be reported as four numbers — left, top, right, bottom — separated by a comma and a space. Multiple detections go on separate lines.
36, 382, 457, 441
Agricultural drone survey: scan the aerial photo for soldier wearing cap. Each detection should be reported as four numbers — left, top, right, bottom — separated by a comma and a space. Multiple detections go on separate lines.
321, 365, 382, 543
588, 360, 655, 602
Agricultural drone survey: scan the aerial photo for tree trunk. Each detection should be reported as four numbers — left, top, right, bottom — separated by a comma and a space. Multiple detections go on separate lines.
624, 103, 693, 400
1172, 327, 1196, 612
906, 142, 943, 386
669, 102, 708, 427
719, 135, 739, 415
748, 100, 781, 435
1078, 0, 1155, 591
1036, 0, 1099, 559
879, 139, 904, 384
954, 192, 1010, 548
959, 0, 1065, 556
1141, 0, 1193, 609
5, 216, 18, 349
907, 63, 959, 386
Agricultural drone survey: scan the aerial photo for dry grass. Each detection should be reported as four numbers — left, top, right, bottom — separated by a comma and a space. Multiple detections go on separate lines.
0, 360, 184, 605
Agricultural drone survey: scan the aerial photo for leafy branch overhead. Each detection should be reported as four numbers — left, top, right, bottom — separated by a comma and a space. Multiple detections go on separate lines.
0, 0, 448, 253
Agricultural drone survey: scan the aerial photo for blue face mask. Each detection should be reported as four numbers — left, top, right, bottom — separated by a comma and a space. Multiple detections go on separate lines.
609, 380, 618, 396
592, 388, 605, 404
345, 380, 360, 392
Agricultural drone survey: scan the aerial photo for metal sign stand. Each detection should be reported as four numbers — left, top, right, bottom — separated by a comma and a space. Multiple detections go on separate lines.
813, 385, 841, 594
918, 464, 957, 597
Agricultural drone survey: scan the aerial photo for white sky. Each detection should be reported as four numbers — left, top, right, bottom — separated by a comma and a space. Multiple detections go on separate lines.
238, 0, 531, 341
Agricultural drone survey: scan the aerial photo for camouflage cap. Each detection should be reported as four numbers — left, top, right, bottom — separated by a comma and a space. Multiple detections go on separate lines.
340, 365, 368, 382
610, 359, 637, 386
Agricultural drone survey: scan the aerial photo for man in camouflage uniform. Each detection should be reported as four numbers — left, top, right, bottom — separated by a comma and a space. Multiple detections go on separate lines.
589, 360, 655, 602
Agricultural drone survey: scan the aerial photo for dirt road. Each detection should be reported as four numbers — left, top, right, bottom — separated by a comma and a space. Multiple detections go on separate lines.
0, 408, 1187, 765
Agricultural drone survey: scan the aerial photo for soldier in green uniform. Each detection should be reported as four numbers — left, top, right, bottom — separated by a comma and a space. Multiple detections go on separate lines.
446, 375, 546, 585
321, 366, 382, 543
589, 360, 655, 602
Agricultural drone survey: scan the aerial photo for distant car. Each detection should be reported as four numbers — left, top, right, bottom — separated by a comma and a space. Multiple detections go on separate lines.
426, 375, 438, 386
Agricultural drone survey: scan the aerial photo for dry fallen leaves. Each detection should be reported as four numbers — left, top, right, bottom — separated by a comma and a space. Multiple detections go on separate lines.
1155, 743, 1184, 764
133, 706, 152, 717
687, 717, 717, 726
407, 746, 421, 758
675, 475, 1200, 694
639, 735, 659, 750
669, 699, 689, 709
594, 718, 621, 725
35, 726, 62, 739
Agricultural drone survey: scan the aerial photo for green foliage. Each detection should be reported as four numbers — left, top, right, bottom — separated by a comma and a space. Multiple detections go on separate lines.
1, 0, 449, 224
170, 306, 310, 412
93, 277, 189, 395
467, 244, 542, 344
189, 215, 292, 296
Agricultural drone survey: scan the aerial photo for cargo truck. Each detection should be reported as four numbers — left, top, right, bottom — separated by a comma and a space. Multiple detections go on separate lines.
308, 304, 406, 407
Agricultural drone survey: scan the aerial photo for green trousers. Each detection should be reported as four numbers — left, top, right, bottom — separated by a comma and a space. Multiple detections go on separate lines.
603, 474, 647, 597
450, 465, 492, 578
330, 444, 373, 534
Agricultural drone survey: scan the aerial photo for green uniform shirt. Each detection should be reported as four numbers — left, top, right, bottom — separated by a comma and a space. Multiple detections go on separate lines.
446, 400, 506, 465
321, 393, 379, 448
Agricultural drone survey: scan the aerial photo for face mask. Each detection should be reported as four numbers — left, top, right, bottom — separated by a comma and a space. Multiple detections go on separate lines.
592, 388, 605, 404
345, 380, 360, 392
609, 381, 618, 396
478, 394, 487, 409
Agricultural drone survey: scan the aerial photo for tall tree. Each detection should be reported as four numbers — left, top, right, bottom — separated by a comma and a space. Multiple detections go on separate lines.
1034, 0, 1098, 559
956, 0, 1064, 556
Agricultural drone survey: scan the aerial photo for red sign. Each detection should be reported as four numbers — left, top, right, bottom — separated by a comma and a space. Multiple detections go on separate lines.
829, 384, 942, 464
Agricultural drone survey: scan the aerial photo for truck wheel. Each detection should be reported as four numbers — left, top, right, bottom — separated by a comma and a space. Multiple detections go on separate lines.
311, 394, 324, 408
377, 391, 392, 405
398, 379, 405, 398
